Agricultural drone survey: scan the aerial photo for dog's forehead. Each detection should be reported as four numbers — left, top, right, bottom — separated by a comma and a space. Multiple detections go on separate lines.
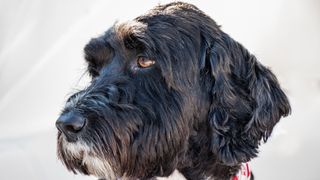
114, 21, 147, 41
84, 21, 146, 62
106, 3, 202, 47
99, 3, 203, 53
83, 2, 208, 80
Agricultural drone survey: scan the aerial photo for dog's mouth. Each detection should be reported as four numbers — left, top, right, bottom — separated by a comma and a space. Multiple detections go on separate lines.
57, 134, 117, 179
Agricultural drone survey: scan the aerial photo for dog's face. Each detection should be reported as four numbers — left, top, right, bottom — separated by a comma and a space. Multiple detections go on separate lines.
56, 2, 290, 179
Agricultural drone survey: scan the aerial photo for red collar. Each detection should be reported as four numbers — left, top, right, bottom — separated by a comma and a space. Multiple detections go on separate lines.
232, 163, 251, 180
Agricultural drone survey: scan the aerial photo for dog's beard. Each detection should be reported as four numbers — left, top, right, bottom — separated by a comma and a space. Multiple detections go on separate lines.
57, 134, 116, 180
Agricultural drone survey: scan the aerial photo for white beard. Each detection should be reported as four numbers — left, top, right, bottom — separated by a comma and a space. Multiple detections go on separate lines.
62, 138, 116, 180
61, 138, 188, 180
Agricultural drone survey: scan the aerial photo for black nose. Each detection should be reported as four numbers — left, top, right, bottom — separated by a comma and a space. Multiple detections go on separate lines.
56, 112, 86, 138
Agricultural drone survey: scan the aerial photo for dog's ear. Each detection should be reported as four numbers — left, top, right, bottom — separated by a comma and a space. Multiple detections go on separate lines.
201, 33, 291, 165
84, 38, 113, 77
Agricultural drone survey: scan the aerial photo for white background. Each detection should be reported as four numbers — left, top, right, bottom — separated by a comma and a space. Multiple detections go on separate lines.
0, 0, 319, 179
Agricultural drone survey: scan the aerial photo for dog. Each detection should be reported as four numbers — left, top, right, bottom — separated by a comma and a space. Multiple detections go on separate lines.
56, 2, 291, 180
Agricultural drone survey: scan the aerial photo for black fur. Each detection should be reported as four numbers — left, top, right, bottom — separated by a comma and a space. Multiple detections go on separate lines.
57, 2, 290, 180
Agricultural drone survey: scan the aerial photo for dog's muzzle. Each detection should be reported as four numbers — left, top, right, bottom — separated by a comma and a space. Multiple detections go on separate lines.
56, 112, 86, 142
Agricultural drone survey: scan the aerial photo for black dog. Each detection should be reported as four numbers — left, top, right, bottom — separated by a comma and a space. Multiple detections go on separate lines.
56, 2, 290, 180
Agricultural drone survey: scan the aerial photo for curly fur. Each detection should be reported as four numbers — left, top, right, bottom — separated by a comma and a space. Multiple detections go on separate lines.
56, 2, 291, 180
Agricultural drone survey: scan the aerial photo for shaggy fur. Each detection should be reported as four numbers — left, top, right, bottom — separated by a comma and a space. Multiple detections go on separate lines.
56, 2, 290, 180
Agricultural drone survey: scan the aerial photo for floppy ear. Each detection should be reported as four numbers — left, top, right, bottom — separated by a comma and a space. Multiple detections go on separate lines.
201, 32, 291, 165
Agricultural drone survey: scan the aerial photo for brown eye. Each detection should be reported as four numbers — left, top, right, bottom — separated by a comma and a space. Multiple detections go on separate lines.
137, 57, 155, 68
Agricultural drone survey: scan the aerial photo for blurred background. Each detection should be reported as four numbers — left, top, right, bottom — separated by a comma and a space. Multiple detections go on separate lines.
0, 0, 319, 179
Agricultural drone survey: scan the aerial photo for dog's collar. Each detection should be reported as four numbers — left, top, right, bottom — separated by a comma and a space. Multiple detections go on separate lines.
232, 163, 251, 180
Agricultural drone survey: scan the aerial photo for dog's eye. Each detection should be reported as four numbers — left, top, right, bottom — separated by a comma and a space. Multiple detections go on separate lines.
137, 57, 155, 68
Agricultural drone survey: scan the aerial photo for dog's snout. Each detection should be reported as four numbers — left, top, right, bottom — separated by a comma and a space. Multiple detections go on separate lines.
56, 112, 86, 138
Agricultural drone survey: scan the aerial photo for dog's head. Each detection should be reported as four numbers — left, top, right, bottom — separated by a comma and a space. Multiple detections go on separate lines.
56, 2, 290, 179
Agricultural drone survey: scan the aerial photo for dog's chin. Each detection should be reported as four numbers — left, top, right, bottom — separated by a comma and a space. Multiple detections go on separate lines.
58, 136, 117, 180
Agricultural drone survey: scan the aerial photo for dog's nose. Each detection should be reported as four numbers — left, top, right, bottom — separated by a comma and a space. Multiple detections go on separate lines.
56, 112, 86, 136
